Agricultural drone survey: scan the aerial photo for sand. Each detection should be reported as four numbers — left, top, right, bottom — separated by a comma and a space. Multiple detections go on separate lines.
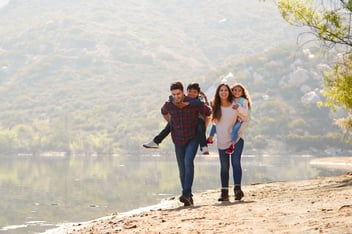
45, 157, 352, 234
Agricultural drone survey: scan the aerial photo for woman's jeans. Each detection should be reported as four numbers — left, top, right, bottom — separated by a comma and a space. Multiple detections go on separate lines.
174, 137, 199, 197
218, 138, 244, 189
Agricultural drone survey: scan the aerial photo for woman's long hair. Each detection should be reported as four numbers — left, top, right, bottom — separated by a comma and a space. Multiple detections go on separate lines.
211, 83, 234, 122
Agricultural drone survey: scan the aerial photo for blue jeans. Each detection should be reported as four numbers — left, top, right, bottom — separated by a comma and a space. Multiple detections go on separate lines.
231, 121, 242, 142
174, 137, 199, 197
218, 138, 244, 189
209, 124, 216, 137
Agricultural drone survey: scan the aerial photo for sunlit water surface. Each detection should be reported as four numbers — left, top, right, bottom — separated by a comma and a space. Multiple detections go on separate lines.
0, 152, 348, 234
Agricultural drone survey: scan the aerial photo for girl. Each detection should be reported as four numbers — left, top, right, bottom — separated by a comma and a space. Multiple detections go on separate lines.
207, 83, 251, 154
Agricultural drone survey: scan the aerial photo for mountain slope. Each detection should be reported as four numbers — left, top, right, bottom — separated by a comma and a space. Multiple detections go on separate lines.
0, 0, 347, 155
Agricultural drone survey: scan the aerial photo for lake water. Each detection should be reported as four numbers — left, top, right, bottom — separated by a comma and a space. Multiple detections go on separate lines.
0, 152, 348, 234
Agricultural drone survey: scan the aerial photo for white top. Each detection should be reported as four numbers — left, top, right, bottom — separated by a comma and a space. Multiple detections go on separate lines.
215, 103, 238, 150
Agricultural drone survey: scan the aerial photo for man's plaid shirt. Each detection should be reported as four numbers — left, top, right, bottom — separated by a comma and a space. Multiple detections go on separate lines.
161, 96, 211, 146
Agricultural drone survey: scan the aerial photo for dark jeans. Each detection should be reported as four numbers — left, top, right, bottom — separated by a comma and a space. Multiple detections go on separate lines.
174, 137, 199, 197
153, 123, 171, 144
218, 138, 244, 189
197, 118, 207, 148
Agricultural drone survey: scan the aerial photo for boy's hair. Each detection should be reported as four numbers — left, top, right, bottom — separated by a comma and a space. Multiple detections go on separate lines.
187, 82, 200, 92
170, 81, 184, 91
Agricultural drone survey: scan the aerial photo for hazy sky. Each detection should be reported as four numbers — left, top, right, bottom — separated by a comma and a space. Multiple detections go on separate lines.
0, 0, 9, 8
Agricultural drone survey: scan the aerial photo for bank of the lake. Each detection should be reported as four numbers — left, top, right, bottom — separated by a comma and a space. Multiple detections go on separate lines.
44, 157, 352, 234
4, 153, 348, 234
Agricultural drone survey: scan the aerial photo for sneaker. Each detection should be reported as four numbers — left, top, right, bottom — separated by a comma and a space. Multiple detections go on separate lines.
179, 195, 193, 206
234, 189, 244, 201
225, 144, 234, 154
201, 146, 209, 155
206, 138, 213, 144
142, 140, 159, 148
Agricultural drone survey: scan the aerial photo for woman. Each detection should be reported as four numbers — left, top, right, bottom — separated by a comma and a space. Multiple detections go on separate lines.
210, 83, 249, 201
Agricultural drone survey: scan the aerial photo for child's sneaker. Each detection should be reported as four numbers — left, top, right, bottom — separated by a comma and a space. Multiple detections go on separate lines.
225, 144, 234, 154
201, 146, 209, 155
206, 138, 213, 144
142, 140, 159, 148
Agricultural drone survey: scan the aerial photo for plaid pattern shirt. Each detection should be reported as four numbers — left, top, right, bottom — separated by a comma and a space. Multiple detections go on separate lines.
161, 96, 211, 146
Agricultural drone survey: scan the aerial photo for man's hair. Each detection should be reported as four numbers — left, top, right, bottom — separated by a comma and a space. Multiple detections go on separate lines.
187, 82, 200, 92
170, 81, 184, 91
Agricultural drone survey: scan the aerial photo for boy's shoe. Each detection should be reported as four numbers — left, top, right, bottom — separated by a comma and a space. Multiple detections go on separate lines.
201, 146, 210, 155
179, 195, 193, 206
206, 138, 213, 144
142, 140, 159, 148
225, 144, 234, 154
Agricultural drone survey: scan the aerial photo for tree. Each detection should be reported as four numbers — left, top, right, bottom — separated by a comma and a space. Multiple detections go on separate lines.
277, 0, 352, 138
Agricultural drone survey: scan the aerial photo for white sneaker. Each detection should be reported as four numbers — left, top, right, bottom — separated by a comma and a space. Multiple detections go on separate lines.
201, 146, 209, 155
142, 140, 159, 148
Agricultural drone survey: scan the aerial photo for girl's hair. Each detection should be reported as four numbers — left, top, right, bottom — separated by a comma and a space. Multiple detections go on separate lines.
231, 83, 252, 109
211, 83, 234, 121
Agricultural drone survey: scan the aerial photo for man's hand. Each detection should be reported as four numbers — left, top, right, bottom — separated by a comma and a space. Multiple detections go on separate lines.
163, 114, 171, 122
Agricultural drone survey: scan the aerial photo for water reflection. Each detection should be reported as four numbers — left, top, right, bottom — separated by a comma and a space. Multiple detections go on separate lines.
0, 153, 347, 234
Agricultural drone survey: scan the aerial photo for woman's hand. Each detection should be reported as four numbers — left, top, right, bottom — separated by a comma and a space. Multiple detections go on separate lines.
232, 104, 239, 110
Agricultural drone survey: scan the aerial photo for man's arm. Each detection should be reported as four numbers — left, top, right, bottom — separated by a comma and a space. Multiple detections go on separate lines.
163, 114, 170, 122
161, 102, 170, 122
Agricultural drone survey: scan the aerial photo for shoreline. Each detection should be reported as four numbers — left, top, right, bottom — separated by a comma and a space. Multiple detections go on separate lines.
309, 156, 352, 170
44, 157, 352, 234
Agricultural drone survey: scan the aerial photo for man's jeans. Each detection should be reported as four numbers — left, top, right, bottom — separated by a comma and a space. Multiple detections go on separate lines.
218, 138, 244, 188
174, 137, 199, 197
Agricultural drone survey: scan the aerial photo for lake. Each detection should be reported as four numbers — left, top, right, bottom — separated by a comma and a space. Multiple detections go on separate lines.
0, 152, 347, 234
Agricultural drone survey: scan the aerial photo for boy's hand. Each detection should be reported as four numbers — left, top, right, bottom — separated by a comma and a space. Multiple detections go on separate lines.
173, 101, 189, 108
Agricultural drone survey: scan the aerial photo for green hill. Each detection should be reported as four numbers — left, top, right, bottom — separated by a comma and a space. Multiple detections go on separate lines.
0, 0, 349, 155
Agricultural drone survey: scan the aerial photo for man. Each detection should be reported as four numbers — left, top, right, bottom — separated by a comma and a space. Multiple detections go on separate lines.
143, 83, 211, 154
161, 81, 212, 206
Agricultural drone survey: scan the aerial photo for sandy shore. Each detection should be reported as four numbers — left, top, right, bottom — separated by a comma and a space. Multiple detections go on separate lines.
45, 158, 352, 234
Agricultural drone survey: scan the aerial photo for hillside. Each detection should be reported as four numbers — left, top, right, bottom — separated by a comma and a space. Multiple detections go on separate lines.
0, 0, 349, 155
